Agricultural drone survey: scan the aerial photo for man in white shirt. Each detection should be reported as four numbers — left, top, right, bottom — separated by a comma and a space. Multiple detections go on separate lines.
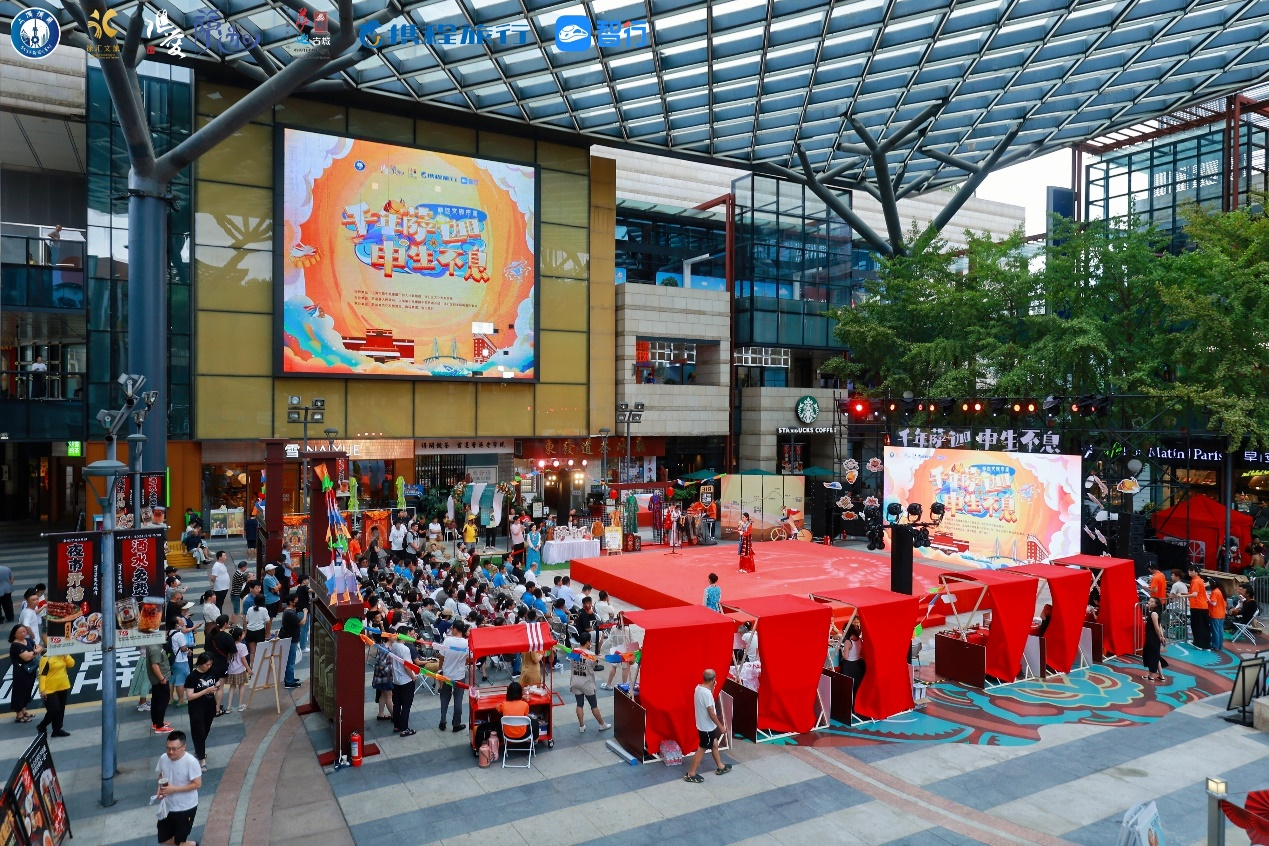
557, 576, 578, 611
210, 552, 232, 611
155, 729, 202, 846
389, 519, 408, 562
684, 669, 729, 783
19, 588, 42, 643
740, 625, 759, 662
389, 629, 419, 737
437, 622, 470, 733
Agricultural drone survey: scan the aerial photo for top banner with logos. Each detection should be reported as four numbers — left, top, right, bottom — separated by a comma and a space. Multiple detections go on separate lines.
893, 427, 1065, 454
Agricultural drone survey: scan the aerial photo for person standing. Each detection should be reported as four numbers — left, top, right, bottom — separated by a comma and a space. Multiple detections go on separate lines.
295, 574, 311, 655
1147, 562, 1168, 629
683, 669, 730, 783
169, 616, 194, 708
389, 517, 408, 563
18, 588, 42, 643
703, 573, 722, 612
389, 627, 418, 737
1208, 579, 1227, 652
568, 630, 610, 733
1141, 597, 1170, 683
438, 621, 469, 733
210, 552, 231, 612
737, 513, 756, 573
243, 589, 271, 668
0, 563, 13, 623
155, 729, 202, 846
28, 356, 47, 399
35, 652, 74, 737
278, 595, 302, 689
146, 639, 174, 734
230, 561, 249, 623
1186, 569, 1211, 649
183, 653, 220, 771
8, 625, 41, 723
509, 518, 526, 567
262, 563, 282, 617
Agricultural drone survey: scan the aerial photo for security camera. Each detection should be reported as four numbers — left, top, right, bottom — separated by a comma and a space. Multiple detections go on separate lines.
144, 391, 159, 408
96, 410, 115, 428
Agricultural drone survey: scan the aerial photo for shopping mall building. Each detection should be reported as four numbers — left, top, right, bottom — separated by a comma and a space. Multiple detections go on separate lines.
2, 30, 1265, 531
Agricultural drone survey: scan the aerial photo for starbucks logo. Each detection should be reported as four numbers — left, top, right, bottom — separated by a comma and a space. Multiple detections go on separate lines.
795, 395, 819, 425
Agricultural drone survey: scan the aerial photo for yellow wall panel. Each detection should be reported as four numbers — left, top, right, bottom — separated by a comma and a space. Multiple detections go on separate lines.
479, 131, 534, 162
541, 171, 589, 227
589, 155, 617, 433
541, 224, 589, 280
272, 379, 347, 437
540, 330, 588, 384
276, 98, 346, 132
195, 120, 272, 188
475, 383, 534, 436
539, 277, 588, 331
197, 312, 272, 376
196, 376, 272, 439
416, 120, 476, 154
348, 109, 413, 143
537, 141, 589, 174
414, 382, 477, 435
197, 84, 271, 122
346, 381, 414, 438
195, 183, 271, 249
196, 247, 273, 313
534, 384, 587, 435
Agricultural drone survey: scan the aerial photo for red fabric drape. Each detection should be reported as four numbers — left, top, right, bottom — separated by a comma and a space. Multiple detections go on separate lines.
967, 571, 1038, 681
811, 587, 918, 720
1053, 555, 1137, 656
732, 595, 832, 733
1012, 564, 1092, 673
624, 606, 735, 754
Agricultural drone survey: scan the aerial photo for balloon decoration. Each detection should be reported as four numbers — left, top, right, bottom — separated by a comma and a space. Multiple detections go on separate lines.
395, 476, 406, 510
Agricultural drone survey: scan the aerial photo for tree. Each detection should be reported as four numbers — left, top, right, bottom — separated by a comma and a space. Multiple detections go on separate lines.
56, 0, 391, 470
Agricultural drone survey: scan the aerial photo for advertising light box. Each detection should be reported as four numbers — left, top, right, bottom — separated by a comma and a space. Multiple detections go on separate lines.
278, 127, 538, 380
883, 447, 1082, 566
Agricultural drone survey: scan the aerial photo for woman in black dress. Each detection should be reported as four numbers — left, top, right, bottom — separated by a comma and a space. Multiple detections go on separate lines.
8, 624, 42, 722
1142, 597, 1169, 683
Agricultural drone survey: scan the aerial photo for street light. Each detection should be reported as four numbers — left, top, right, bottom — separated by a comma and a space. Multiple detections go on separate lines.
1207, 777, 1227, 846
286, 397, 326, 511
615, 403, 645, 482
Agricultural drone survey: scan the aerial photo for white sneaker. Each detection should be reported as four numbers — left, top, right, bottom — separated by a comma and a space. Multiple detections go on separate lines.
599, 682, 611, 690
137, 703, 150, 712
598, 722, 611, 732
579, 724, 586, 733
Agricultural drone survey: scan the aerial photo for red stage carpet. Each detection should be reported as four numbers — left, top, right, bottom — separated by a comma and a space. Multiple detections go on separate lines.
571, 542, 974, 621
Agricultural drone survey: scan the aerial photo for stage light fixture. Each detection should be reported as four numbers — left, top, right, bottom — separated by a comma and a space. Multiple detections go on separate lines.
938, 397, 955, 415
906, 503, 923, 519
989, 398, 1008, 416
886, 502, 903, 519
1043, 395, 1062, 417
930, 502, 946, 518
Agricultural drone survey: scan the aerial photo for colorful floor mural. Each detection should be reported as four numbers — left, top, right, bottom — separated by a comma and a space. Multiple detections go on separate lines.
785, 643, 1250, 748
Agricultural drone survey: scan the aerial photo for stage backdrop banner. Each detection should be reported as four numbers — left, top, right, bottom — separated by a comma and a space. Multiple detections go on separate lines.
1012, 564, 1092, 674
737, 595, 831, 734
624, 607, 735, 755
883, 447, 1081, 566
279, 127, 537, 380
815, 587, 919, 720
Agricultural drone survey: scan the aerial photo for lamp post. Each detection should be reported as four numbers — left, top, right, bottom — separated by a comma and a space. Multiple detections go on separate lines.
286, 396, 326, 512
615, 403, 645, 483
1207, 776, 1227, 846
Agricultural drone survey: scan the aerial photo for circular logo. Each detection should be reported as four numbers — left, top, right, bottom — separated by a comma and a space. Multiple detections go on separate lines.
12, 8, 60, 60
795, 395, 820, 425
354, 160, 366, 171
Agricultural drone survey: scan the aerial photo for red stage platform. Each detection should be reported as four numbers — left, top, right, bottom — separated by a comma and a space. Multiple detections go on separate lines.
571, 542, 974, 623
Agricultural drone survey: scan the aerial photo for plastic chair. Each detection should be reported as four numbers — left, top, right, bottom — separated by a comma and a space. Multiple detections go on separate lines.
500, 716, 535, 768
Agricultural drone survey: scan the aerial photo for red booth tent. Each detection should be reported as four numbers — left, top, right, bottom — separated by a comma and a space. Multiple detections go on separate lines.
1051, 554, 1137, 657
943, 570, 1039, 682
809, 587, 918, 720
728, 595, 832, 734
1152, 493, 1252, 570
467, 621, 556, 659
1008, 564, 1093, 674
623, 606, 735, 755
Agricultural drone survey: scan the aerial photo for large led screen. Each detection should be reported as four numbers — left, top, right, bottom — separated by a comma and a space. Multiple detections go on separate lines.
279, 127, 537, 379
883, 447, 1082, 567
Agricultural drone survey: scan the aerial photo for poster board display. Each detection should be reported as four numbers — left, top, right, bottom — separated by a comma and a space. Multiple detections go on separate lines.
717, 475, 805, 540
278, 127, 538, 381
603, 524, 622, 552
883, 447, 1081, 566
282, 514, 309, 558
0, 733, 70, 846
112, 473, 168, 529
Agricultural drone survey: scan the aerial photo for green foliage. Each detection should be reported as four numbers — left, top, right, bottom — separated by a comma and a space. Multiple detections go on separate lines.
823, 201, 1269, 446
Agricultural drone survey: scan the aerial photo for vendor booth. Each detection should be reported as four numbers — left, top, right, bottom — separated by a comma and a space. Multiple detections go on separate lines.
466, 622, 563, 753
808, 587, 920, 722
615, 606, 735, 762
1004, 565, 1093, 677
1152, 493, 1252, 571
720, 595, 833, 741
934, 569, 1040, 688
1051, 554, 1139, 659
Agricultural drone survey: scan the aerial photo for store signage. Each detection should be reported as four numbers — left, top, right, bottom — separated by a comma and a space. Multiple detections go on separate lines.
795, 395, 820, 425
894, 427, 1064, 454
284, 439, 413, 460
553, 17, 648, 52
778, 426, 837, 435
190, 9, 261, 54
144, 9, 186, 58
417, 439, 513, 454
65, 441, 82, 457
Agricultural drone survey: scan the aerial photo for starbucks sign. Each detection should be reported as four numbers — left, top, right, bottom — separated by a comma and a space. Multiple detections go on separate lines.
795, 395, 820, 425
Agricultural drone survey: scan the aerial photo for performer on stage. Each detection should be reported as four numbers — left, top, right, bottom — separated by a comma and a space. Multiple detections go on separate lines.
668, 504, 682, 551
737, 512, 755, 573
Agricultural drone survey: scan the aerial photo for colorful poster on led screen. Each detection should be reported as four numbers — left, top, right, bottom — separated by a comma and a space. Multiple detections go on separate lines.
280, 128, 537, 379
883, 447, 1081, 567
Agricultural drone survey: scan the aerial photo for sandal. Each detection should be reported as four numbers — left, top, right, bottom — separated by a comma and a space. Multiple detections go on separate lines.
716, 765, 732, 775
15, 716, 32, 723
684, 774, 705, 783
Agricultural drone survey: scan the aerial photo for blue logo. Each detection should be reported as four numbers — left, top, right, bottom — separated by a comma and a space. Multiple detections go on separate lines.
555, 16, 593, 51
354, 160, 366, 171
11, 8, 60, 60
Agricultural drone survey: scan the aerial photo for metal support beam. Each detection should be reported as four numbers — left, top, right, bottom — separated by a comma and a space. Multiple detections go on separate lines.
848, 116, 907, 252
775, 152, 893, 257
925, 125, 1022, 237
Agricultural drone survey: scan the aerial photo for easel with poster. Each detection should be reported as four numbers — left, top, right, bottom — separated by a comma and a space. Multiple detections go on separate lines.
0, 731, 71, 846
247, 637, 291, 714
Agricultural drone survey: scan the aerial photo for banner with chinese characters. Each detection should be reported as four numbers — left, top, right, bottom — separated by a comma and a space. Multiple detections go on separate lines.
112, 472, 169, 529
883, 446, 1082, 567
280, 127, 537, 380
892, 427, 1064, 454
519, 436, 666, 460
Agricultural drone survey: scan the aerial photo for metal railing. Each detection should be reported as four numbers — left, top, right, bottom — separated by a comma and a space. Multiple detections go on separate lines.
0, 369, 85, 401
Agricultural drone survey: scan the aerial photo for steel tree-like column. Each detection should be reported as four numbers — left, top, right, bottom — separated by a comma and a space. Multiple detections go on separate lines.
128, 180, 169, 471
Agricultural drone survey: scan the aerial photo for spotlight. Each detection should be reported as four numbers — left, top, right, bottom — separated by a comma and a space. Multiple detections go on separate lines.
989, 398, 1008, 416
886, 502, 903, 519
938, 397, 955, 415
906, 502, 923, 519
1043, 395, 1062, 417
962, 399, 983, 414
901, 397, 917, 415
917, 527, 931, 548
930, 501, 946, 518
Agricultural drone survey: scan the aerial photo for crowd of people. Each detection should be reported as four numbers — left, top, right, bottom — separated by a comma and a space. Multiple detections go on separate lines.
1142, 560, 1260, 681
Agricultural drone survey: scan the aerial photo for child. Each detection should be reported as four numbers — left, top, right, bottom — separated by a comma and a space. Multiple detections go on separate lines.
601, 616, 634, 690
224, 626, 252, 711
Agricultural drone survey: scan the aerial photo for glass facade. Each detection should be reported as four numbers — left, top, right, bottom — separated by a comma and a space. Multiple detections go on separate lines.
85, 61, 194, 437
1085, 122, 1269, 249
733, 174, 852, 350
615, 202, 726, 288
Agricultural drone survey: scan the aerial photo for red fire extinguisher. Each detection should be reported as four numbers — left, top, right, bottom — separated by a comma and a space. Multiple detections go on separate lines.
349, 731, 362, 767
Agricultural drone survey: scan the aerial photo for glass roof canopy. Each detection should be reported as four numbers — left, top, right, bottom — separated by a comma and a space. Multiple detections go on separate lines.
8, 0, 1269, 189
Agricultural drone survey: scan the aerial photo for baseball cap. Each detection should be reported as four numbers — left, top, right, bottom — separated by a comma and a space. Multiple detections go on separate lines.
181, 601, 195, 611
265, 564, 277, 571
